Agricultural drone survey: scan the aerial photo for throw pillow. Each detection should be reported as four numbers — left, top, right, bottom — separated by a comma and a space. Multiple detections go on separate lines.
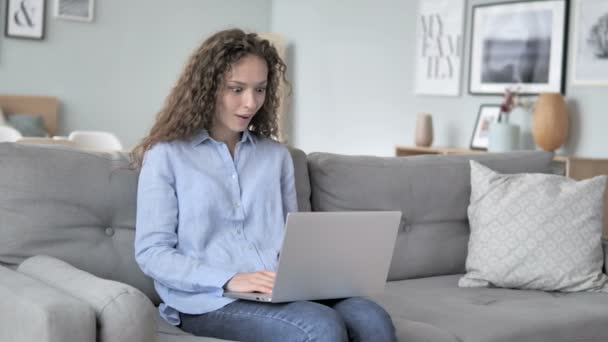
459, 160, 608, 293
6, 113, 47, 137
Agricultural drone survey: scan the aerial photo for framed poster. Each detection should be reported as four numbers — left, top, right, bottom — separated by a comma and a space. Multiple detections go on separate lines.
469, 0, 568, 95
414, 0, 465, 96
5, 0, 46, 40
54, 0, 95, 22
572, 0, 608, 86
470, 105, 501, 150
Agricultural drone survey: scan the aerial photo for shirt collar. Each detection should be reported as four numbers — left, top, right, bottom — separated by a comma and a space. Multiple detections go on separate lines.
190, 129, 257, 147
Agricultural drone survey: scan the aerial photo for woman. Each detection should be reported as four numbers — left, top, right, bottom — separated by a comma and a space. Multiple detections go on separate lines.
133, 28, 396, 342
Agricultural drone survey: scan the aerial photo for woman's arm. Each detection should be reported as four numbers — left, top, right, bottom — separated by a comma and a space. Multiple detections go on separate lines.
134, 144, 236, 293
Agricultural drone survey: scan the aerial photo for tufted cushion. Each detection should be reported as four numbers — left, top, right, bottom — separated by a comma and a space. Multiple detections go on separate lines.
307, 151, 555, 281
18, 255, 156, 342
0, 142, 160, 303
0, 142, 310, 306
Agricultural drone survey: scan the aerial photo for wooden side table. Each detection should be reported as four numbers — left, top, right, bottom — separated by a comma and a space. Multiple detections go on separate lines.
395, 145, 608, 238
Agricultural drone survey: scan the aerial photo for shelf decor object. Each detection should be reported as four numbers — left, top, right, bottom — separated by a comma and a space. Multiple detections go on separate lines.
532, 92, 569, 151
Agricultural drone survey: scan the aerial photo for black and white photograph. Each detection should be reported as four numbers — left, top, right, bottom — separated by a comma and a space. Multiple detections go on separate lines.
572, 0, 608, 86
470, 105, 500, 150
4, 0, 46, 40
54, 0, 95, 22
469, 0, 568, 95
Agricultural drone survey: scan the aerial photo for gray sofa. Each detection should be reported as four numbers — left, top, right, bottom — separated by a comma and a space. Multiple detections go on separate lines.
1, 142, 607, 342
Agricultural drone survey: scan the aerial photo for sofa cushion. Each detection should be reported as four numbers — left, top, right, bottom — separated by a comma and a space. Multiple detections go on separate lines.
461, 161, 608, 292
373, 275, 608, 342
0, 143, 161, 302
287, 146, 312, 211
307, 151, 554, 280
0, 143, 310, 305
18, 255, 157, 342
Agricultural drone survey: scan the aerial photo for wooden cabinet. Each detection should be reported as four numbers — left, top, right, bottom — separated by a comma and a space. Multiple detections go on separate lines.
395, 145, 608, 238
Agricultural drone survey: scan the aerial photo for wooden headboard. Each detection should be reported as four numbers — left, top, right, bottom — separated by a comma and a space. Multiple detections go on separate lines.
0, 95, 59, 136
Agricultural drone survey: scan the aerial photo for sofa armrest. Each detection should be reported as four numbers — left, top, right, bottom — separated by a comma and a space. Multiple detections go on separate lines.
18, 255, 157, 342
0, 264, 96, 342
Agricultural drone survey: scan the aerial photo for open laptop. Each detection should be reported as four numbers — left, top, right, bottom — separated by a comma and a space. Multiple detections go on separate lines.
223, 211, 401, 303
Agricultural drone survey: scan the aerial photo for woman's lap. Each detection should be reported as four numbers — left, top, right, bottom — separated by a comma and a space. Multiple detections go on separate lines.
180, 297, 396, 342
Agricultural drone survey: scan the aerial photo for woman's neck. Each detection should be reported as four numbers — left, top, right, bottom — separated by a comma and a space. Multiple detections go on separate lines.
209, 128, 241, 156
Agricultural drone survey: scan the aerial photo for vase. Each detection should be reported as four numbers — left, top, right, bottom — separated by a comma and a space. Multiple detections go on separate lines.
415, 113, 433, 147
488, 122, 520, 152
532, 93, 568, 151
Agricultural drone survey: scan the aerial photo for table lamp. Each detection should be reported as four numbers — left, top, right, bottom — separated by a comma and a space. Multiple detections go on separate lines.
532, 93, 569, 151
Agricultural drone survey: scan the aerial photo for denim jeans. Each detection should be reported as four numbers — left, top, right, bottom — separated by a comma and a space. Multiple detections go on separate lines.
180, 297, 397, 342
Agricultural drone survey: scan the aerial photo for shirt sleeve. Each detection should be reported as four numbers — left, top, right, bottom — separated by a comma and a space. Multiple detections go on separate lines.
281, 148, 299, 217
134, 143, 236, 293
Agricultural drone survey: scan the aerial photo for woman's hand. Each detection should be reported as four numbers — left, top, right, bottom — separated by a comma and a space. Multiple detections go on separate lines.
224, 270, 276, 294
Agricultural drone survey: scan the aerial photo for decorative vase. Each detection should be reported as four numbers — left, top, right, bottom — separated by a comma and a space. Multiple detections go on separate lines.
532, 93, 568, 151
415, 113, 433, 147
488, 121, 520, 152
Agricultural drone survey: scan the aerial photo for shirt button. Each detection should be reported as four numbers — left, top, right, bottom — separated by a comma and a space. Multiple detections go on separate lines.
232, 173, 237, 179
105, 227, 115, 237
235, 202, 241, 208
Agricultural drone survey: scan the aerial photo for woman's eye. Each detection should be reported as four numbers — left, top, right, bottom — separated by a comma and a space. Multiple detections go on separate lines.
256, 88, 267, 93
229, 87, 243, 93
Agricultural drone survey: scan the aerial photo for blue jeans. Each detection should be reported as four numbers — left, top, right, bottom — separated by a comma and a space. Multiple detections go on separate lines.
180, 297, 397, 342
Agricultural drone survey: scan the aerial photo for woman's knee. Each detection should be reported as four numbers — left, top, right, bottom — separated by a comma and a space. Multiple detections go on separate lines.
333, 297, 396, 341
289, 301, 348, 342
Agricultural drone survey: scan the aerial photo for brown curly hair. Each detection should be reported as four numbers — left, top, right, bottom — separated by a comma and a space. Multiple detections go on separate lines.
131, 28, 288, 169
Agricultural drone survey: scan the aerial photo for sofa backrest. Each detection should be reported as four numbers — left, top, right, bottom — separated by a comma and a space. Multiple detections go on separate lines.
0, 143, 312, 304
306, 151, 555, 281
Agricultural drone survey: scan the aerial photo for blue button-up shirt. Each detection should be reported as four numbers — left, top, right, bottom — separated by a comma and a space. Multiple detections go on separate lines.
134, 130, 298, 325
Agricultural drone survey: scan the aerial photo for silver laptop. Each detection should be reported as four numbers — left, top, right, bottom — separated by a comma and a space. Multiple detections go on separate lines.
223, 211, 401, 303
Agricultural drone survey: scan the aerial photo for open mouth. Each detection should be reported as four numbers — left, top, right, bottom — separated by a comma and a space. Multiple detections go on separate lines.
236, 114, 252, 121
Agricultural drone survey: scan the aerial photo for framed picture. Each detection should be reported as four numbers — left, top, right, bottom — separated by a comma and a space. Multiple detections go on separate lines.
4, 0, 46, 40
414, 0, 465, 96
469, 0, 568, 95
54, 0, 95, 22
572, 0, 608, 86
470, 105, 501, 150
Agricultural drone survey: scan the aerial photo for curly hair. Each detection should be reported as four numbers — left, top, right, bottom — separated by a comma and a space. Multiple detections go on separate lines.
131, 28, 288, 169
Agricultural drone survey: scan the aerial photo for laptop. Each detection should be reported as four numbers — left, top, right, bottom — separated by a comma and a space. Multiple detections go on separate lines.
223, 211, 401, 303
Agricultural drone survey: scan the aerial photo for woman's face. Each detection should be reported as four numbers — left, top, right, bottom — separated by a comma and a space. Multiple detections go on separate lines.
212, 54, 268, 142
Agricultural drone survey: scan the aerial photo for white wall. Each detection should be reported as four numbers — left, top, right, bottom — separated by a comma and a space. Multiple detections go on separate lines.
0, 0, 272, 149
273, 0, 608, 157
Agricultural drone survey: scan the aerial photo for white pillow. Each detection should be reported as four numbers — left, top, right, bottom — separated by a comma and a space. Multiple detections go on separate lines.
459, 160, 608, 293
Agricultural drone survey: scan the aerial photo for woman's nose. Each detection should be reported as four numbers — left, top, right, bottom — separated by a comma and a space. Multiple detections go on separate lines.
243, 90, 259, 109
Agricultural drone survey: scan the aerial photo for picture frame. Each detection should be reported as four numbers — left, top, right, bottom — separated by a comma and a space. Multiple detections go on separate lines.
5, 0, 46, 40
469, 0, 569, 95
572, 0, 608, 86
470, 105, 501, 150
54, 0, 95, 22
414, 0, 465, 96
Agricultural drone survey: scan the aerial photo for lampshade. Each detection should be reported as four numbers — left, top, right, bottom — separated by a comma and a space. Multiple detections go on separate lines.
532, 93, 569, 151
